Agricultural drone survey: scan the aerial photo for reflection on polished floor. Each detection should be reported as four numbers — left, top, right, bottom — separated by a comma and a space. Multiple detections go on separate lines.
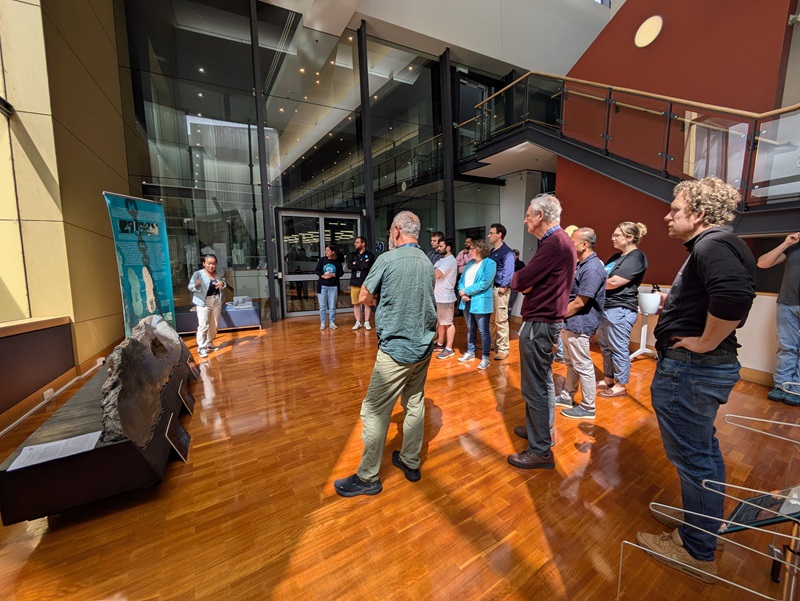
0, 317, 795, 600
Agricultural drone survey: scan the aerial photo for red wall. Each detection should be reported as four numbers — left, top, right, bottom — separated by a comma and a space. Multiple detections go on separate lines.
568, 0, 796, 112
555, 0, 797, 285
557, 158, 684, 286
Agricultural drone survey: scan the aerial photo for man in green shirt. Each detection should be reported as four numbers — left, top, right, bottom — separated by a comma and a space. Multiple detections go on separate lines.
334, 211, 437, 497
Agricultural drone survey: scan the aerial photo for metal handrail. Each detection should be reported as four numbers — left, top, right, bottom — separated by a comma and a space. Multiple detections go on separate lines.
466, 69, 800, 210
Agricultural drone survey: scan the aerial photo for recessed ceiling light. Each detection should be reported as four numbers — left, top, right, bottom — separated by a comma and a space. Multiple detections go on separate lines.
198, 67, 205, 73
330, 61, 335, 65
197, 93, 203, 98
348, 36, 353, 41
299, 68, 305, 73
279, 107, 284, 112
316, 80, 320, 85
304, 96, 308, 100
408, 66, 413, 71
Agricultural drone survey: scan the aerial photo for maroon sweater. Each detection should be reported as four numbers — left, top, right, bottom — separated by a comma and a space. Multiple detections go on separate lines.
511, 228, 577, 323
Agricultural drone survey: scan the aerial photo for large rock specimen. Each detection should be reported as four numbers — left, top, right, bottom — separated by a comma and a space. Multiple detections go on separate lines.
101, 315, 185, 445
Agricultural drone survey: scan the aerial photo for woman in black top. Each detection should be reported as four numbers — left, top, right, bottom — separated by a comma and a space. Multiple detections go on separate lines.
597, 222, 648, 398
315, 244, 344, 330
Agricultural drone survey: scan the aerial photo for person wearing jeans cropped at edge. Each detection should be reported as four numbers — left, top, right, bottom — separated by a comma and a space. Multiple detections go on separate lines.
636, 177, 756, 584
596, 221, 648, 398
315, 244, 344, 330
757, 231, 800, 406
189, 254, 226, 359
457, 238, 496, 371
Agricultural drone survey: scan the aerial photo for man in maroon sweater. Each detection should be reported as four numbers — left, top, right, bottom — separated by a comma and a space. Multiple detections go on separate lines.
509, 194, 577, 468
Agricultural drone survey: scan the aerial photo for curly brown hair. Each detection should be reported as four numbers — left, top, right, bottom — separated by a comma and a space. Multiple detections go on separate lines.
673, 177, 740, 226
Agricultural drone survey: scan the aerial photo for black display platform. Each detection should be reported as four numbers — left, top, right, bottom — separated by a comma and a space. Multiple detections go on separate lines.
0, 346, 193, 525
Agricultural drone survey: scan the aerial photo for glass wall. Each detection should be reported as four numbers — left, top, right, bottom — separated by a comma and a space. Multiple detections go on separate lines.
120, 0, 512, 315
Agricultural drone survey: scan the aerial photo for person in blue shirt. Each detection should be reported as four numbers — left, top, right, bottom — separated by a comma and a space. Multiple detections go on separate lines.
555, 228, 606, 420
457, 239, 496, 370
487, 223, 516, 361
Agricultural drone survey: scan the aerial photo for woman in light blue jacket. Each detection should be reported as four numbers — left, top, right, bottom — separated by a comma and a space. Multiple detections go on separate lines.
188, 254, 226, 358
457, 239, 496, 370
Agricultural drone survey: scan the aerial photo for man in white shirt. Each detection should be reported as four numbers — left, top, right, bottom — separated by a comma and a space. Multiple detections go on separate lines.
434, 237, 458, 359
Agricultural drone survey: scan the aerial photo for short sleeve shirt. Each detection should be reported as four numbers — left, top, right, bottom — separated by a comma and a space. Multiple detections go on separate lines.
564, 253, 606, 335
363, 245, 437, 363
433, 254, 458, 303
604, 249, 647, 311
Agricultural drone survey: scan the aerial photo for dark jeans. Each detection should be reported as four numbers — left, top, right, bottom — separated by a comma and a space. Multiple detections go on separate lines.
651, 353, 740, 561
519, 321, 561, 455
465, 305, 491, 357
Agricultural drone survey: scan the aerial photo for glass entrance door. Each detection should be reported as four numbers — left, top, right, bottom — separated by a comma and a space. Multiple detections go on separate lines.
278, 210, 361, 316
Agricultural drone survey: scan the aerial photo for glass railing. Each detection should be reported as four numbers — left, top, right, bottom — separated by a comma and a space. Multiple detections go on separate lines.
468, 70, 800, 210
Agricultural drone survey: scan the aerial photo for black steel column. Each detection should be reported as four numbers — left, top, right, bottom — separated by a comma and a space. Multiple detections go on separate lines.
439, 48, 456, 238
250, 0, 278, 321
356, 21, 376, 249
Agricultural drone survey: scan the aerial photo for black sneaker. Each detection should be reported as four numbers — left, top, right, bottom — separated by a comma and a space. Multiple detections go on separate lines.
333, 474, 382, 497
392, 450, 421, 482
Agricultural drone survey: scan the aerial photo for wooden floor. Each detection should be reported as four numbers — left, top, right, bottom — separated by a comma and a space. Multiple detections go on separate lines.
0, 317, 798, 600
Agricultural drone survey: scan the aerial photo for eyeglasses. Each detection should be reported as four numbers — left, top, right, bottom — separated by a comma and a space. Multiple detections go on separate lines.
611, 233, 624, 239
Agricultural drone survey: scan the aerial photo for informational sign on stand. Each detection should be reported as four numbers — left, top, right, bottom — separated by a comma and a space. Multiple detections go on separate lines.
177, 380, 196, 415
165, 413, 191, 463
104, 192, 175, 337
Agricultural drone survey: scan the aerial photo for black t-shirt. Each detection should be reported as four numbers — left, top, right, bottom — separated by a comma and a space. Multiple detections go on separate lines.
603, 249, 647, 311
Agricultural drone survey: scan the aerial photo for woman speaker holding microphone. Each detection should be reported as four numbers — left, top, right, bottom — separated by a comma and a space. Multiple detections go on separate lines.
189, 254, 226, 358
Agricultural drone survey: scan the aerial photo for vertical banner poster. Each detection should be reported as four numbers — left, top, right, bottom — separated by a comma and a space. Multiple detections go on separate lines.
104, 192, 175, 337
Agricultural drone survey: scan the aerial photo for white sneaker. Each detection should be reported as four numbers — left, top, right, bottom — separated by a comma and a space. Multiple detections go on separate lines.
364, 322, 372, 331
477, 357, 490, 370
458, 352, 475, 363
330, 322, 338, 330
352, 321, 362, 330
320, 323, 326, 330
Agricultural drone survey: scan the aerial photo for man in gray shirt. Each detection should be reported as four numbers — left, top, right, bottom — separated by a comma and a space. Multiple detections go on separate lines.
334, 211, 437, 497
757, 231, 800, 406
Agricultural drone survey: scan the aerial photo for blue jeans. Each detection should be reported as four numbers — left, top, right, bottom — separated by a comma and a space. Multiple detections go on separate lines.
318, 285, 338, 324
775, 303, 800, 388
651, 353, 740, 561
597, 306, 638, 385
465, 305, 491, 357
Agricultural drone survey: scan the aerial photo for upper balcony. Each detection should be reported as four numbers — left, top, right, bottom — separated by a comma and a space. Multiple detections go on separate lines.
458, 71, 800, 235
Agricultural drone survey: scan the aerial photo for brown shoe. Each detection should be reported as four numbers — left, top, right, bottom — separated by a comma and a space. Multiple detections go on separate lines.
636, 529, 717, 584
651, 505, 725, 550
507, 449, 555, 470
513, 425, 528, 439
494, 351, 509, 361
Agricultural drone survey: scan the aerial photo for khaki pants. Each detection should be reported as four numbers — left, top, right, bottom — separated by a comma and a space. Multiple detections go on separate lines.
490, 287, 510, 353
561, 329, 596, 411
357, 349, 432, 481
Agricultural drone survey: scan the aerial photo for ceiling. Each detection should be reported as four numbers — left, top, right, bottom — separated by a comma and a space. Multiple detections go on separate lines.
462, 141, 557, 179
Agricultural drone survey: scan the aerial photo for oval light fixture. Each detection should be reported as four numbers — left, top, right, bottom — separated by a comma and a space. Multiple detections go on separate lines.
635, 15, 663, 48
